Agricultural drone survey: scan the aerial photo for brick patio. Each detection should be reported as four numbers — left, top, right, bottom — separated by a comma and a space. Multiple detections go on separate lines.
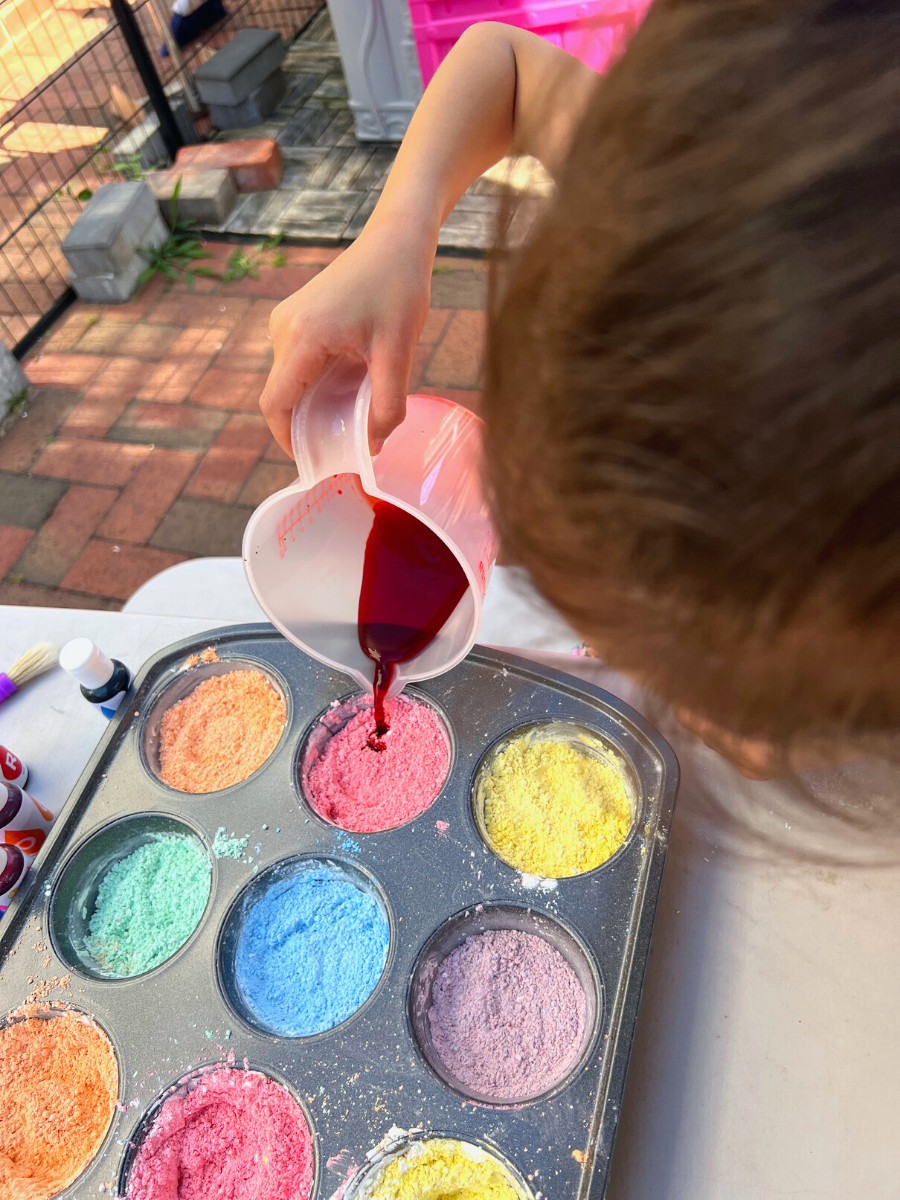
0, 241, 485, 609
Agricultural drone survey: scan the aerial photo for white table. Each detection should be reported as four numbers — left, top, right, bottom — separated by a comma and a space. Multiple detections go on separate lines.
1, 603, 898, 1199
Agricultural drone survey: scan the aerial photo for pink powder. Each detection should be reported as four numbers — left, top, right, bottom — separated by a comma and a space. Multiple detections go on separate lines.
303, 695, 450, 833
426, 929, 587, 1101
127, 1068, 314, 1200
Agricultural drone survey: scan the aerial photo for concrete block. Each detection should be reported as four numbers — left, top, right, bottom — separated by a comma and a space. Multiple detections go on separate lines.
112, 97, 197, 170
147, 167, 238, 225
0, 344, 28, 418
62, 182, 165, 279
209, 69, 286, 130
175, 138, 283, 192
194, 29, 286, 106
68, 254, 145, 304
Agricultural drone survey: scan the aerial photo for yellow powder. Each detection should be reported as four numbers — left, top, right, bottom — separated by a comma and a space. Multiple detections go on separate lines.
480, 733, 633, 878
361, 1139, 523, 1200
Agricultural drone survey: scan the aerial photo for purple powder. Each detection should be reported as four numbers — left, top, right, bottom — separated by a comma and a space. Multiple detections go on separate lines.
426, 928, 587, 1100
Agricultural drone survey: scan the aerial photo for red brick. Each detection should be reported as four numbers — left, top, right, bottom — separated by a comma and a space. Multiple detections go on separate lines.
0, 390, 80, 471
149, 294, 250, 329
283, 246, 343, 265
41, 307, 103, 351
25, 353, 107, 390
433, 256, 487, 273
77, 323, 181, 361
99, 447, 198, 542
225, 263, 318, 299
0, 525, 33, 577
183, 414, 270, 502
0, 580, 121, 610
16, 485, 117, 585
408, 343, 433, 390
61, 358, 149, 438
414, 387, 481, 415
184, 446, 261, 503
263, 437, 293, 463
61, 540, 188, 601
419, 308, 451, 344
168, 326, 231, 361
238, 461, 297, 507
215, 301, 276, 372
175, 138, 283, 192
214, 413, 272, 452
103, 275, 169, 321
32, 438, 151, 485
75, 320, 136, 353
137, 361, 210, 404
114, 402, 227, 444
424, 310, 485, 389
190, 368, 265, 412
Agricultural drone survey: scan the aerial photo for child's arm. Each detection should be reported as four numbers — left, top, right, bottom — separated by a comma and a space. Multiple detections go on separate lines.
260, 23, 597, 454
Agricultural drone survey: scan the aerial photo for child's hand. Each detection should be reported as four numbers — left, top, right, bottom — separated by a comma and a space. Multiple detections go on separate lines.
260, 217, 434, 457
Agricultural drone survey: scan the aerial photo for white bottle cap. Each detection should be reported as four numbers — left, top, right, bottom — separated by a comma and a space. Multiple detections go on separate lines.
60, 638, 114, 691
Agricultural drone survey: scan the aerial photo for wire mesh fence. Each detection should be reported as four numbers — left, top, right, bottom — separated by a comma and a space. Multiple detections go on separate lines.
0, 0, 322, 352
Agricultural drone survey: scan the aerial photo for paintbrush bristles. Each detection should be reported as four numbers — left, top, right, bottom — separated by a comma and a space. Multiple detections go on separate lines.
8, 642, 59, 686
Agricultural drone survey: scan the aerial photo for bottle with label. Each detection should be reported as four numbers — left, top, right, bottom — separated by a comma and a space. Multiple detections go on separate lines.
0, 784, 54, 917
0, 843, 27, 913
0, 744, 27, 786
1, 782, 54, 857
59, 638, 131, 719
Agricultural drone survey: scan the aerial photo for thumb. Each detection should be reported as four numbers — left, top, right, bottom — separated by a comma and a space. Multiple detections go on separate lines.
259, 340, 329, 460
367, 341, 413, 455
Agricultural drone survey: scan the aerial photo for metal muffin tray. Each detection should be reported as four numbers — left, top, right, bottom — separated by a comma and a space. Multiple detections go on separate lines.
0, 624, 678, 1200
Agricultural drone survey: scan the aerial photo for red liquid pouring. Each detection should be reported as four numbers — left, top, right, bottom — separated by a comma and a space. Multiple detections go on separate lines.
358, 500, 468, 750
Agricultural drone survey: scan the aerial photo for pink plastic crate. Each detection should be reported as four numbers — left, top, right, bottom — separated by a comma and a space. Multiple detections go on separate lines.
409, 0, 653, 85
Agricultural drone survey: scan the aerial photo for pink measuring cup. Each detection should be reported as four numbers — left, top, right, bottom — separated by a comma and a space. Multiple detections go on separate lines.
243, 359, 496, 697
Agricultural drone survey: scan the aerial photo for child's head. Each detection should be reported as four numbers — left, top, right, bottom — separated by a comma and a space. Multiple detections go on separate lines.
484, 0, 900, 763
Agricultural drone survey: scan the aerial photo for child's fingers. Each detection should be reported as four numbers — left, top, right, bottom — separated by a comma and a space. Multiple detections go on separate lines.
259, 341, 330, 459
368, 340, 415, 455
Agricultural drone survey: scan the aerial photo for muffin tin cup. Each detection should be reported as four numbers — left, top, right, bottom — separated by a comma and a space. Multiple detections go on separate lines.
217, 853, 395, 1040
1, 1002, 122, 1196
49, 812, 215, 982
297, 687, 455, 833
471, 718, 642, 880
341, 1130, 534, 1200
141, 655, 291, 794
118, 1061, 320, 1200
408, 902, 602, 1107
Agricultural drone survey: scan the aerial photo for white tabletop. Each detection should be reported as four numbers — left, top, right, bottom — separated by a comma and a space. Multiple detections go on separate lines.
1, 605, 898, 1199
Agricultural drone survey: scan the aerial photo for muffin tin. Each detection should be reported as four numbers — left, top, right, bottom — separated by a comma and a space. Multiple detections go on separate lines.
0, 625, 678, 1200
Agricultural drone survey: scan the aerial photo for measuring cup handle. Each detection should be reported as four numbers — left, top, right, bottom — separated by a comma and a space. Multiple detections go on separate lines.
291, 359, 377, 491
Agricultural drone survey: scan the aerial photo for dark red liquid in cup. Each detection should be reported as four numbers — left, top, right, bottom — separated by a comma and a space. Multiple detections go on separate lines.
358, 500, 468, 750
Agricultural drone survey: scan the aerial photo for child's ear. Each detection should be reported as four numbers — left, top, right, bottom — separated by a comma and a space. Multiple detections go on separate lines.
672, 706, 787, 780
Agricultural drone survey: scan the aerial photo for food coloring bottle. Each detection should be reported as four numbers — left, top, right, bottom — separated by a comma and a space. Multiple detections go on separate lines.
60, 638, 131, 719
0, 843, 28, 911
0, 744, 27, 786
1, 782, 54, 858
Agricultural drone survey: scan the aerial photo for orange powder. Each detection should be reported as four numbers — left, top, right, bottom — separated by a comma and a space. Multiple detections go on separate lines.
0, 1006, 118, 1200
159, 670, 286, 793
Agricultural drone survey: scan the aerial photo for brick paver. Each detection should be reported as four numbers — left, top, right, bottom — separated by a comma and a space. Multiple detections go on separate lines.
1, 244, 487, 609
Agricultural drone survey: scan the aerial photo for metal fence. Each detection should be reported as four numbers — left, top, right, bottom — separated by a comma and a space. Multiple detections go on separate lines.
0, 0, 322, 353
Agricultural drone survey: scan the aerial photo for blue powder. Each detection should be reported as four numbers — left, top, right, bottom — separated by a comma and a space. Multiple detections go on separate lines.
234, 863, 389, 1036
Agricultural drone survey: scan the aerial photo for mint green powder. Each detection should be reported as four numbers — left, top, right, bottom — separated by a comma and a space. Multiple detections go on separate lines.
86, 835, 211, 976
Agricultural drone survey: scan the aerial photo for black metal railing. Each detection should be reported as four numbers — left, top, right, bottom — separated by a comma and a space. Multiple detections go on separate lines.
0, 0, 321, 353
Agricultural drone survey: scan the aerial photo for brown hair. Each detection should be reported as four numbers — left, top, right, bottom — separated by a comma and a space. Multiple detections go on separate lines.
484, 0, 900, 751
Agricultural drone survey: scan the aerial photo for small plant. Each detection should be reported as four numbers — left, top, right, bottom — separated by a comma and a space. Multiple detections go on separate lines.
137, 178, 220, 290
222, 233, 286, 283
7, 574, 24, 585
